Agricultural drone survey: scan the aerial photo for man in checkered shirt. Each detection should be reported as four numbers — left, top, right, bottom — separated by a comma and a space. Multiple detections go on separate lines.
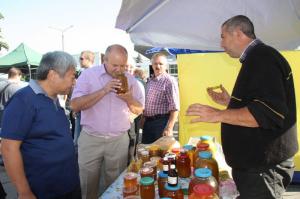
142, 53, 180, 144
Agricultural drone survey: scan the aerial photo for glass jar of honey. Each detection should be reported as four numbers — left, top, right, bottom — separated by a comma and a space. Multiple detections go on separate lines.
140, 166, 154, 179
114, 73, 128, 94
143, 161, 157, 181
176, 150, 191, 178
188, 168, 218, 196
171, 148, 181, 157
140, 177, 155, 199
189, 184, 219, 199
183, 144, 195, 168
150, 156, 162, 171
141, 150, 150, 164
158, 171, 168, 198
164, 183, 184, 199
200, 135, 217, 157
124, 172, 138, 189
123, 186, 138, 198
193, 143, 209, 168
195, 151, 219, 183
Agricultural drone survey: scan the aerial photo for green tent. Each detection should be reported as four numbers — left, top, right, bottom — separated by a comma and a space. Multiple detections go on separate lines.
0, 43, 42, 79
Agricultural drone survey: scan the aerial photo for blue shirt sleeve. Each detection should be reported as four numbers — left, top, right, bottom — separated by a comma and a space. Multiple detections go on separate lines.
0, 95, 34, 140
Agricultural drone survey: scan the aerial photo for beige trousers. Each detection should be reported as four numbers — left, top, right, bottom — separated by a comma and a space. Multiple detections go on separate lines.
78, 130, 129, 199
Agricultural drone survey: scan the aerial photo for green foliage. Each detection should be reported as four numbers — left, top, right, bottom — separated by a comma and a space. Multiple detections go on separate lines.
0, 12, 9, 51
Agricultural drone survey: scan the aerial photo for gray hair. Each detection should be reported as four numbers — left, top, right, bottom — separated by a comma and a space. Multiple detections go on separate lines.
37, 51, 77, 80
222, 15, 256, 39
151, 52, 169, 67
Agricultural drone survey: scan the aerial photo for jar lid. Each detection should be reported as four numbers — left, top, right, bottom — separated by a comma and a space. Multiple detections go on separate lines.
164, 183, 181, 191
144, 161, 156, 167
171, 148, 181, 153
158, 171, 168, 178
193, 184, 214, 196
141, 150, 149, 155
140, 177, 154, 185
200, 135, 214, 141
140, 166, 153, 174
194, 168, 212, 178
183, 144, 193, 150
124, 172, 138, 180
196, 142, 209, 150
199, 151, 212, 159
137, 148, 146, 152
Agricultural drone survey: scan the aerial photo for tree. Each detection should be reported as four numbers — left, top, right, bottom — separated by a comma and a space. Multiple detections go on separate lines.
135, 53, 143, 63
0, 12, 9, 51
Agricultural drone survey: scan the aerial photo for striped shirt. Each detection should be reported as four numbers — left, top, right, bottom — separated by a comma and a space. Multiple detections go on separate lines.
144, 73, 180, 117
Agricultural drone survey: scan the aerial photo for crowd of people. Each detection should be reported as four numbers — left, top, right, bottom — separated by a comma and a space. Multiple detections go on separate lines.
0, 15, 298, 199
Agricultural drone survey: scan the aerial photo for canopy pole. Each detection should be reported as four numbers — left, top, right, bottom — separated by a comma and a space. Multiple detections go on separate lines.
28, 64, 31, 79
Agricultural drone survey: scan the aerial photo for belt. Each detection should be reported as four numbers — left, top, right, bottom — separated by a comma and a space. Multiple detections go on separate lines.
144, 113, 170, 121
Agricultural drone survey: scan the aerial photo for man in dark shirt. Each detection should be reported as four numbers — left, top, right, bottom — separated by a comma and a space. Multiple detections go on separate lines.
1, 51, 81, 199
186, 15, 298, 198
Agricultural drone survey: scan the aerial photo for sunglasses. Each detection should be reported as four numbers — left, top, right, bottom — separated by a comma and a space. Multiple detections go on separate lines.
79, 57, 84, 61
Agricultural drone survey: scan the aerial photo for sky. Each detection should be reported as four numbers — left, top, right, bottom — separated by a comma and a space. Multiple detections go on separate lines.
0, 0, 137, 57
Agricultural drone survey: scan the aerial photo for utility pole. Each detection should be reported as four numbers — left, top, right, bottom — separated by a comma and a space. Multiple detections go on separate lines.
49, 25, 73, 51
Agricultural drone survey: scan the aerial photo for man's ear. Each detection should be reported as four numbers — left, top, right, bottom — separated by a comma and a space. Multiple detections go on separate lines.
47, 69, 57, 81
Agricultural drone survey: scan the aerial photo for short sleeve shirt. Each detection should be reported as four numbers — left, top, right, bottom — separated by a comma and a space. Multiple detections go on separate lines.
0, 80, 80, 198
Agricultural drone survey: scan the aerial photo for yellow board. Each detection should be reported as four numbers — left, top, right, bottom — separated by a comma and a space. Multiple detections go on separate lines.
177, 51, 300, 170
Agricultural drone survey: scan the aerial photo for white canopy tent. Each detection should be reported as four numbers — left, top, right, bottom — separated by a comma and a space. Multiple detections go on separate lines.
116, 0, 300, 51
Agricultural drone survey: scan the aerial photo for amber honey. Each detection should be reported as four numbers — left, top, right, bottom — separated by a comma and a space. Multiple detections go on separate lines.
124, 172, 138, 189
140, 177, 155, 199
123, 186, 138, 197
140, 167, 154, 179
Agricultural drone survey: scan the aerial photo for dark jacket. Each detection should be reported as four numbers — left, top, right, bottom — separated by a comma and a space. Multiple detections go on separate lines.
221, 42, 298, 168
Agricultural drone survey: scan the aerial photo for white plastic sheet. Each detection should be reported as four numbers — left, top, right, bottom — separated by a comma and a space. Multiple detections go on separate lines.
116, 0, 300, 50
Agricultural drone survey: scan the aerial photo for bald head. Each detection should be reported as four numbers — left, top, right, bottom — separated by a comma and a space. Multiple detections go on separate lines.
104, 44, 128, 61
103, 44, 128, 76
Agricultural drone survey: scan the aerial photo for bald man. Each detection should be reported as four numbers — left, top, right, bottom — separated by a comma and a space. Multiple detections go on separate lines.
71, 44, 145, 199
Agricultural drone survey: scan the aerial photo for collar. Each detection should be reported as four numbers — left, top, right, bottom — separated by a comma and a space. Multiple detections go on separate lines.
29, 79, 48, 95
239, 39, 262, 63
153, 73, 167, 81
100, 64, 109, 77
29, 79, 58, 103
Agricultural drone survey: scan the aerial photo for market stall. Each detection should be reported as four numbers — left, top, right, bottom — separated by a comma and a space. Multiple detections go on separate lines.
101, 136, 238, 199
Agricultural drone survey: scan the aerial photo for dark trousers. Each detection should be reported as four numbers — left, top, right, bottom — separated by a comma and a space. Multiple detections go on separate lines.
142, 115, 169, 144
232, 158, 295, 199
